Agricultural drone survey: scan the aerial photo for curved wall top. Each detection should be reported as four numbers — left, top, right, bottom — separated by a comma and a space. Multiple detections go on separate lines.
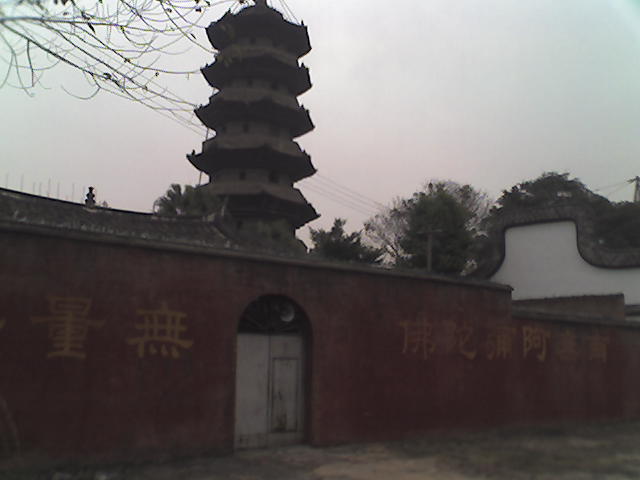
480, 206, 640, 302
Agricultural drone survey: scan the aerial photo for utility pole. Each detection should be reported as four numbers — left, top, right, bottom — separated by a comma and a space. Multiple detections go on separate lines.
424, 228, 442, 273
427, 231, 433, 273
633, 176, 640, 203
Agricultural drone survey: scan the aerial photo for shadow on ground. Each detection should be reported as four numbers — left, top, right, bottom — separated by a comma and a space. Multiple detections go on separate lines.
4, 420, 640, 480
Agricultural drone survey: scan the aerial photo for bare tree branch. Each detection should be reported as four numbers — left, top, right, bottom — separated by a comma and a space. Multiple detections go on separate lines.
0, 0, 237, 128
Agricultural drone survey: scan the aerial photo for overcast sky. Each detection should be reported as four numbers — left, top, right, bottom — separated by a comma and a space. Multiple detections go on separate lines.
2, 0, 640, 244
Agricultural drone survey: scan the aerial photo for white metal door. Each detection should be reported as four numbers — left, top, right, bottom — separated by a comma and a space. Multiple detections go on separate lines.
234, 334, 269, 449
235, 333, 304, 449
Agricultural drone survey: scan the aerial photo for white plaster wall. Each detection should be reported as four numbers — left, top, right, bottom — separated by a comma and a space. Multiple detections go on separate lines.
491, 221, 640, 303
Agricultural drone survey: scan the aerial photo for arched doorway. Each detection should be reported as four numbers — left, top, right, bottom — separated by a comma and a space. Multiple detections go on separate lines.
234, 295, 310, 449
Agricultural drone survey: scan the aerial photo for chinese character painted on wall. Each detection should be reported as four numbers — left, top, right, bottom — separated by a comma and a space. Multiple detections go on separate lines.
587, 332, 610, 363
399, 316, 436, 359
555, 329, 579, 362
485, 325, 517, 360
440, 320, 458, 354
456, 321, 477, 360
127, 302, 193, 359
440, 320, 477, 360
522, 325, 551, 362
31, 296, 104, 359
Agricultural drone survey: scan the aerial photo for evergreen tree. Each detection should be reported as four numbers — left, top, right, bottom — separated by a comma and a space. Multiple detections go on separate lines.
492, 172, 609, 215
486, 172, 640, 249
365, 181, 489, 274
400, 187, 474, 274
153, 184, 221, 217
309, 219, 383, 264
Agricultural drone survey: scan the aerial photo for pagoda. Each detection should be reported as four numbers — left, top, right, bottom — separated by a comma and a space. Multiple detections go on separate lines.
188, 0, 318, 242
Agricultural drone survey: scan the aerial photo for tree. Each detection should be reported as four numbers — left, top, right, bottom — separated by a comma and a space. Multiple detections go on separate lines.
399, 187, 474, 274
595, 201, 640, 249
365, 180, 491, 272
153, 183, 221, 216
426, 180, 492, 234
363, 197, 408, 264
486, 172, 640, 250
491, 172, 609, 216
309, 218, 383, 264
0, 0, 229, 114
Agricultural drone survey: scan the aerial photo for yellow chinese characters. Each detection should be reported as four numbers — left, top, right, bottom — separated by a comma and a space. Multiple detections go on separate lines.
398, 317, 612, 365
399, 316, 436, 359
454, 321, 478, 360
556, 329, 579, 362
31, 296, 104, 359
485, 325, 517, 360
440, 319, 458, 354
522, 325, 551, 362
127, 302, 193, 359
400, 318, 479, 360
439, 320, 478, 360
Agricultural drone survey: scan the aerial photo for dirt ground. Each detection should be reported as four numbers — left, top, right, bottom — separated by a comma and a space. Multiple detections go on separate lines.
5, 420, 640, 480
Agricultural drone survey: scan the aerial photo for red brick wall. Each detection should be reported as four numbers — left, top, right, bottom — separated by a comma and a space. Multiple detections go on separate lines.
513, 295, 627, 322
311, 295, 640, 445
1, 231, 639, 463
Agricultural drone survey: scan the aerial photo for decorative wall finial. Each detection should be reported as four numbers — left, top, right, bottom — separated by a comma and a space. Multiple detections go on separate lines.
85, 186, 96, 207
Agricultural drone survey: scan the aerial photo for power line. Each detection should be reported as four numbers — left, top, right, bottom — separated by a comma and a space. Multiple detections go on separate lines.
303, 178, 381, 213
301, 182, 378, 217
303, 176, 381, 210
303, 187, 375, 217
605, 182, 632, 198
314, 173, 385, 209
594, 180, 629, 194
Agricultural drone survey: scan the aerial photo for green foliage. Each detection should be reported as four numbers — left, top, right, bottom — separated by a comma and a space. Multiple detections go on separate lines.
365, 181, 490, 274
593, 201, 640, 249
153, 184, 221, 217
426, 180, 492, 234
488, 172, 640, 249
399, 186, 474, 274
493, 172, 609, 215
309, 218, 383, 264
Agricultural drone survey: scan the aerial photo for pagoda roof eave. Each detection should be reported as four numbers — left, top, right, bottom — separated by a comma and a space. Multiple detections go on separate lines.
205, 182, 319, 227
195, 99, 314, 138
201, 58, 311, 96
205, 9, 311, 57
187, 146, 316, 182
206, 181, 306, 203
225, 193, 319, 228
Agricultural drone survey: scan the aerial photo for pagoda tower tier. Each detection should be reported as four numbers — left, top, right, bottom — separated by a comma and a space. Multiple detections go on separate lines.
204, 182, 318, 229
202, 56, 312, 96
188, 0, 319, 241
187, 140, 315, 183
206, 4, 310, 57
194, 94, 314, 138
